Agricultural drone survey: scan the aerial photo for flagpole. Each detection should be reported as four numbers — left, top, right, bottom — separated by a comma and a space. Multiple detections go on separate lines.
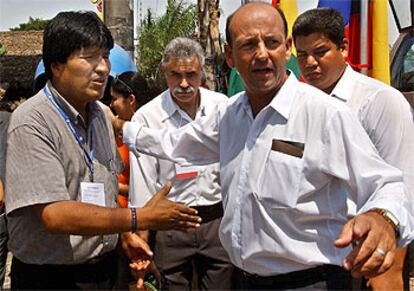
361, 0, 369, 75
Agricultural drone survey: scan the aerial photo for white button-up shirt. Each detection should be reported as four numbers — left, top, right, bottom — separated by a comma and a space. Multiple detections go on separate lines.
331, 65, 414, 196
129, 88, 227, 207
124, 73, 413, 276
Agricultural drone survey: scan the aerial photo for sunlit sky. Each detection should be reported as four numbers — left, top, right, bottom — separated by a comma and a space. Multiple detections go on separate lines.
0, 0, 403, 45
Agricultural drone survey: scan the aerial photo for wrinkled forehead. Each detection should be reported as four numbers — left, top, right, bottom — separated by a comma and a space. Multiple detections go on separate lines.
166, 56, 201, 72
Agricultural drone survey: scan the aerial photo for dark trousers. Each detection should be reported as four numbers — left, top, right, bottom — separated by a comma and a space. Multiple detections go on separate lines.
11, 251, 118, 290
153, 216, 234, 291
235, 264, 352, 290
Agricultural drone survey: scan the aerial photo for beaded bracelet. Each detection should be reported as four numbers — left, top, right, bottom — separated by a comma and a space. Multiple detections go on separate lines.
131, 207, 137, 233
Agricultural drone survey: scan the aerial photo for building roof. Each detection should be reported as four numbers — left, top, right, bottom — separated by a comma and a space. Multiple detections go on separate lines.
0, 31, 43, 96
0, 30, 43, 56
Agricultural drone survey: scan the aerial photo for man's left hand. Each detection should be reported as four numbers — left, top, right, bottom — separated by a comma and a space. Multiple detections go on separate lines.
334, 211, 397, 278
121, 232, 155, 289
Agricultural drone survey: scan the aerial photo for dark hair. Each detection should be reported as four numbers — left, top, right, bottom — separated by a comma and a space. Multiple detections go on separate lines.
225, 2, 288, 47
42, 11, 114, 80
111, 71, 149, 106
292, 8, 345, 48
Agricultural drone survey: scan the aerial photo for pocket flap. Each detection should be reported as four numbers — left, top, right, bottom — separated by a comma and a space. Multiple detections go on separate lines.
271, 139, 304, 158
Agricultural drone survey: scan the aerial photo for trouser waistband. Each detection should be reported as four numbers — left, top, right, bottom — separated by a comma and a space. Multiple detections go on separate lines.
192, 202, 223, 224
241, 264, 349, 287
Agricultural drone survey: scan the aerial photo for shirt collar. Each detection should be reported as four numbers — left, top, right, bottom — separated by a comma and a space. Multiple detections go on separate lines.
46, 81, 100, 127
268, 72, 298, 120
237, 71, 297, 121
330, 65, 354, 102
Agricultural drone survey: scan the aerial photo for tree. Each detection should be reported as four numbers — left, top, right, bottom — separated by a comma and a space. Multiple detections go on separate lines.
10, 17, 49, 31
137, 0, 197, 86
197, 0, 221, 91
104, 0, 134, 56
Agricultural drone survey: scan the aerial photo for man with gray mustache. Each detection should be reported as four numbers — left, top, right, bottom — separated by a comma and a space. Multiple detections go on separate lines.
128, 37, 233, 290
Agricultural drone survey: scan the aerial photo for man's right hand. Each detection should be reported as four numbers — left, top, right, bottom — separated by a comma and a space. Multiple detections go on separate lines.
112, 115, 125, 138
138, 181, 202, 231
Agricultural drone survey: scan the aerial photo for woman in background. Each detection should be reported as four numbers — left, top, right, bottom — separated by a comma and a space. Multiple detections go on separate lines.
110, 71, 149, 208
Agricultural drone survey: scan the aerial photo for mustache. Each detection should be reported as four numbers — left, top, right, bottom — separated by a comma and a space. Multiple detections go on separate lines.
174, 86, 195, 94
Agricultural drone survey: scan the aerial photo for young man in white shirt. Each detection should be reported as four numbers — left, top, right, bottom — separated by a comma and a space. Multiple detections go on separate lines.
293, 8, 414, 290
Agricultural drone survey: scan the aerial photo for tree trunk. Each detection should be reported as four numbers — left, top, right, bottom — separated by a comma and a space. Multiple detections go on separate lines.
104, 0, 134, 58
197, 0, 220, 90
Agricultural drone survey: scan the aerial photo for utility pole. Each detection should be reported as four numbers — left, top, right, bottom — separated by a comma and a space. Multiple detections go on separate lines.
104, 0, 134, 58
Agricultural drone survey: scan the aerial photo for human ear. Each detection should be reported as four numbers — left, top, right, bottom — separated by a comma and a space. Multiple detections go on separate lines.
224, 44, 235, 68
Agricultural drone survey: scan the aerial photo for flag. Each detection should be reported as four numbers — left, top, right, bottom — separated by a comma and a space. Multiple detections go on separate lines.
275, 0, 300, 78
318, 0, 390, 84
90, 0, 104, 20
318, 0, 363, 71
368, 0, 390, 84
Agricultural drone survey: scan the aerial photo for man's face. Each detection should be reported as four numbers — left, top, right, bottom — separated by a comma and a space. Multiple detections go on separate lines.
225, 4, 291, 100
52, 46, 110, 106
295, 32, 347, 93
165, 56, 202, 107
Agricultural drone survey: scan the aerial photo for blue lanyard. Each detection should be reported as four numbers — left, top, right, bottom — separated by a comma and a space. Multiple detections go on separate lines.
43, 86, 95, 178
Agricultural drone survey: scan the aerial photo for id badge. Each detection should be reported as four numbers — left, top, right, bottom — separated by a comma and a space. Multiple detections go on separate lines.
175, 164, 199, 179
80, 182, 105, 207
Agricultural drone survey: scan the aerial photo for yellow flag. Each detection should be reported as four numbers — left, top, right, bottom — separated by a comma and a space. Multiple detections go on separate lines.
278, 0, 298, 55
369, 0, 390, 84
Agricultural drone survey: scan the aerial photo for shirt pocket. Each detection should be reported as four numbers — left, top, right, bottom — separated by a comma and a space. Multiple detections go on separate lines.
257, 149, 304, 208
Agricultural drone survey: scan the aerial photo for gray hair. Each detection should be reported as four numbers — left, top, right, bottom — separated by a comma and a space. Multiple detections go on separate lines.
161, 37, 205, 69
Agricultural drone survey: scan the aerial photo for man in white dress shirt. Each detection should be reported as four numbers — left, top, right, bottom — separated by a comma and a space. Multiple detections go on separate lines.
118, 3, 414, 289
293, 8, 414, 291
129, 37, 233, 290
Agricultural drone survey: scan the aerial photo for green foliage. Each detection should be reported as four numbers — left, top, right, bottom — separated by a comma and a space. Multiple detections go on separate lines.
10, 17, 49, 31
0, 43, 6, 56
137, 0, 196, 82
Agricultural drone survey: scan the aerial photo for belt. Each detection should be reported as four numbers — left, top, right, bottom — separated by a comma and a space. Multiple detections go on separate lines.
192, 202, 223, 224
242, 264, 349, 287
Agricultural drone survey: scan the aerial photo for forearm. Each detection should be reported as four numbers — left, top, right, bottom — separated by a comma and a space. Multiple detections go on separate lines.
36, 200, 152, 235
123, 119, 219, 165
35, 186, 201, 236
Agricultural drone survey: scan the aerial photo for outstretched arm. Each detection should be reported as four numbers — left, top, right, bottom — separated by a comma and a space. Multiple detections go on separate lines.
34, 182, 201, 235
118, 108, 221, 166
